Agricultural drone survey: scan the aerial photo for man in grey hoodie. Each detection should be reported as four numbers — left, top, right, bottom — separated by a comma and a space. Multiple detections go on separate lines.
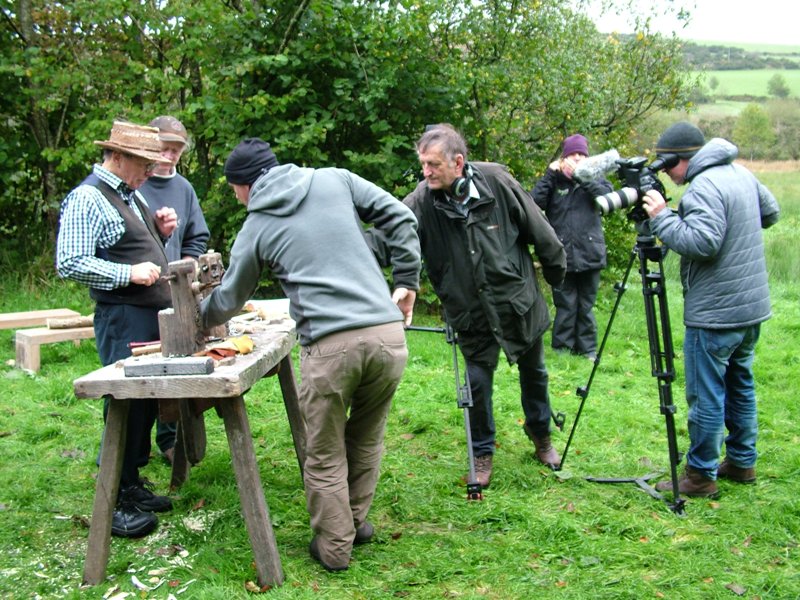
200, 138, 421, 572
641, 122, 780, 498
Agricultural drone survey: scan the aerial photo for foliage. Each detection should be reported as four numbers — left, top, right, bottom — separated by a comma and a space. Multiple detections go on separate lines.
0, 0, 692, 282
768, 73, 791, 99
734, 104, 777, 160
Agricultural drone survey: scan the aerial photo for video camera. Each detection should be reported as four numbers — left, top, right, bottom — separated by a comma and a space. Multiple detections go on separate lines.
594, 154, 679, 222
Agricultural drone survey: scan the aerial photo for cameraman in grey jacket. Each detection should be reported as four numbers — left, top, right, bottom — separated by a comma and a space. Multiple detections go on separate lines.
641, 122, 780, 498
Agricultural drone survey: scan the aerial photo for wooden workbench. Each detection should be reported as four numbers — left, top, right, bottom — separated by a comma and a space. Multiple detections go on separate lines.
73, 317, 305, 589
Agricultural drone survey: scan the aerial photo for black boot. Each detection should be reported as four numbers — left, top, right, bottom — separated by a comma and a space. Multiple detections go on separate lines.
111, 508, 158, 538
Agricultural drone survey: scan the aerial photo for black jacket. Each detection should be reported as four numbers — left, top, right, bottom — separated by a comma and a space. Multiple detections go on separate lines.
403, 162, 566, 365
531, 168, 611, 272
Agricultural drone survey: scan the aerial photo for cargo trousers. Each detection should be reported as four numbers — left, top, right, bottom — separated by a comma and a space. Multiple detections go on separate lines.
299, 321, 408, 569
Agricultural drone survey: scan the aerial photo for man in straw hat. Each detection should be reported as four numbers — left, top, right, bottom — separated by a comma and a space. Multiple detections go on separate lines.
56, 120, 179, 538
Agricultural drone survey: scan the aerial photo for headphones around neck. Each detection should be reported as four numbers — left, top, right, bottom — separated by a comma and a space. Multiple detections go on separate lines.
450, 161, 471, 200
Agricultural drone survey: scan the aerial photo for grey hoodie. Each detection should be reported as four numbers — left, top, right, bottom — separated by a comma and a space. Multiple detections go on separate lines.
648, 138, 780, 329
201, 164, 420, 344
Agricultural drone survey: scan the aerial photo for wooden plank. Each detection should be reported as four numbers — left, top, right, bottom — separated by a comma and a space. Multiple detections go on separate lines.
15, 326, 95, 344
0, 308, 80, 330
73, 322, 295, 400
15, 326, 96, 372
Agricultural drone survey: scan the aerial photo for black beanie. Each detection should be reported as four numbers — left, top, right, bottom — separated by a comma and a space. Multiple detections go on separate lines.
224, 138, 280, 185
655, 122, 705, 158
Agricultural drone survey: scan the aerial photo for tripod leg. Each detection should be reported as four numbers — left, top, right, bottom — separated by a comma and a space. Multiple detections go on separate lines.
580, 237, 686, 515
636, 238, 685, 514
453, 339, 483, 501
559, 247, 638, 471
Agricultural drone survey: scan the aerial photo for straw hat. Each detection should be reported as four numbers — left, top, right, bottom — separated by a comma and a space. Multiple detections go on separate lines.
94, 121, 170, 163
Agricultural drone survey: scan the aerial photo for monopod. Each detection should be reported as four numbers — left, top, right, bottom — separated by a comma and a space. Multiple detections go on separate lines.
405, 324, 483, 501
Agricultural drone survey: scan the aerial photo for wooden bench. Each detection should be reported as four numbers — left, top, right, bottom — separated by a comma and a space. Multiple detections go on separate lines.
15, 326, 96, 372
0, 308, 80, 330
73, 319, 304, 589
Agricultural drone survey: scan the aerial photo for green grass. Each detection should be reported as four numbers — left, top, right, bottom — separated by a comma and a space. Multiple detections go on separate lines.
0, 168, 798, 599
697, 69, 800, 98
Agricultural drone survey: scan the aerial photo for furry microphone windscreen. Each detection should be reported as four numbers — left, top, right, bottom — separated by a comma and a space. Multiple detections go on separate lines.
572, 149, 620, 183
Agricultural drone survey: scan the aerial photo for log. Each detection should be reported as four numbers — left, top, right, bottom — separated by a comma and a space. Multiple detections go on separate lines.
130, 343, 162, 356
47, 314, 94, 329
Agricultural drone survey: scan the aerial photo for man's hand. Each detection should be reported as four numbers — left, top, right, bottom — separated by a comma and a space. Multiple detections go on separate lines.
130, 262, 162, 286
392, 287, 416, 327
642, 189, 667, 219
154, 207, 179, 237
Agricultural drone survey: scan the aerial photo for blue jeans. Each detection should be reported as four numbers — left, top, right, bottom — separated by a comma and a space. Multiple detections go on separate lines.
683, 325, 761, 479
466, 337, 551, 457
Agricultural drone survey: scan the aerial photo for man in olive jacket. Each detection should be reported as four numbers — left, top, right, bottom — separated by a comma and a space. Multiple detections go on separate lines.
385, 124, 566, 488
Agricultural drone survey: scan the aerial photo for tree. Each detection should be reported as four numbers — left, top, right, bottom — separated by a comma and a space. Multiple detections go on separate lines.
0, 0, 694, 278
766, 99, 800, 160
733, 103, 777, 160
767, 73, 791, 99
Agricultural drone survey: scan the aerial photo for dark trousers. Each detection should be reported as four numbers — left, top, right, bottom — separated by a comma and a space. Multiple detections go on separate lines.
94, 302, 161, 488
551, 269, 601, 355
465, 336, 551, 457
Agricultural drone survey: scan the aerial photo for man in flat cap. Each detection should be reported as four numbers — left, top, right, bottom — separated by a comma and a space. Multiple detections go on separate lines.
139, 115, 210, 466
200, 138, 421, 572
641, 121, 780, 498
56, 120, 179, 537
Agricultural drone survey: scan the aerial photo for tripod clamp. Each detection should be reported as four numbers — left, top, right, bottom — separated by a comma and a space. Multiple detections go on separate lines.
406, 324, 483, 501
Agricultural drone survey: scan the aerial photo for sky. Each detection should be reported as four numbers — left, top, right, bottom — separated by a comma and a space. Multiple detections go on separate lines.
588, 0, 798, 46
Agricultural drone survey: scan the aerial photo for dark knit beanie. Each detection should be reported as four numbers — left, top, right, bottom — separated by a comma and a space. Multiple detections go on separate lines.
655, 122, 705, 158
224, 138, 280, 185
561, 134, 589, 158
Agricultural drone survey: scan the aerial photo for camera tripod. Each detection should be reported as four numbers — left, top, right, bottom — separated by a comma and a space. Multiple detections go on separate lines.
406, 324, 483, 501
557, 233, 686, 515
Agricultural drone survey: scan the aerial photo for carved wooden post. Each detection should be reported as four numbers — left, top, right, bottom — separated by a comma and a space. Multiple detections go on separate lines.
198, 250, 228, 339
158, 259, 205, 357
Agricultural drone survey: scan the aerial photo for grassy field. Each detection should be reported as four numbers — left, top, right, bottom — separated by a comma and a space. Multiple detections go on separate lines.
0, 165, 797, 599
697, 69, 800, 99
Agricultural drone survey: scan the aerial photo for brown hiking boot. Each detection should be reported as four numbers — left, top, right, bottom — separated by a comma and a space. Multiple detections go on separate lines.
718, 459, 756, 484
473, 454, 493, 489
523, 424, 561, 469
655, 466, 719, 498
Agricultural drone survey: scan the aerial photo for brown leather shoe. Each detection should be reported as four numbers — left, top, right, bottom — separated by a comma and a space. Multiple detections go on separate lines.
655, 466, 719, 498
718, 459, 756, 483
523, 424, 561, 469
473, 454, 493, 489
